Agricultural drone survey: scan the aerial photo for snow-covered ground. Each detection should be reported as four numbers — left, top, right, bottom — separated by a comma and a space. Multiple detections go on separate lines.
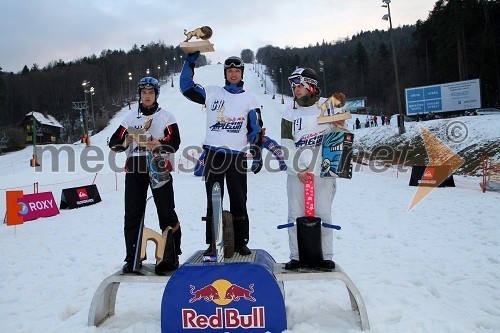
0, 63, 499, 333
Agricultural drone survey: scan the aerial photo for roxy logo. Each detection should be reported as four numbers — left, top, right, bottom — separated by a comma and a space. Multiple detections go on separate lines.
19, 199, 55, 214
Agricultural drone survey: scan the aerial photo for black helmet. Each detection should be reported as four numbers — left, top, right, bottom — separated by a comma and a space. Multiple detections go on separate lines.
137, 77, 160, 100
288, 68, 319, 93
224, 56, 244, 79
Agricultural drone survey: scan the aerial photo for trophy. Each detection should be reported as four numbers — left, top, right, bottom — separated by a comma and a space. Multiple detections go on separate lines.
317, 92, 352, 124
126, 117, 152, 147
179, 26, 215, 53
127, 117, 170, 189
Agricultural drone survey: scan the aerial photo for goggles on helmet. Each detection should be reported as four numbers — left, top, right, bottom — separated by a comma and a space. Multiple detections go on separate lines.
138, 77, 159, 90
224, 57, 244, 69
288, 74, 318, 88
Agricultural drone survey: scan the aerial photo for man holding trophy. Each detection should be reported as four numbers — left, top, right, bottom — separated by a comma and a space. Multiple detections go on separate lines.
179, 28, 263, 257
281, 67, 352, 271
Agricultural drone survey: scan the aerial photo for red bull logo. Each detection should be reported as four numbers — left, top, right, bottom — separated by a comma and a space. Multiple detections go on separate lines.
189, 284, 221, 303
189, 279, 256, 304
183, 279, 263, 329
161, 252, 287, 332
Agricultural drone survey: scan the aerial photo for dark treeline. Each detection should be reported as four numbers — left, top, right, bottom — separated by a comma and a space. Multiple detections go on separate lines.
0, 0, 498, 147
257, 0, 500, 116
0, 41, 207, 145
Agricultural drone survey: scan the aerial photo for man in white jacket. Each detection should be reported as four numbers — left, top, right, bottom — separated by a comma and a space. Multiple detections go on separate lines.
109, 77, 181, 274
180, 53, 263, 256
281, 68, 344, 270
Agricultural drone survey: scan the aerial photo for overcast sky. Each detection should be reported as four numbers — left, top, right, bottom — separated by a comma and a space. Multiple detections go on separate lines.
0, 0, 437, 73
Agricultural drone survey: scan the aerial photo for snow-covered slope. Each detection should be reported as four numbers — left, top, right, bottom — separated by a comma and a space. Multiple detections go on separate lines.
0, 63, 499, 333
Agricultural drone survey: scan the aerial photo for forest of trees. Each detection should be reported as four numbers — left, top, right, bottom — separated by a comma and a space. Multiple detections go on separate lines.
0, 0, 498, 149
0, 42, 209, 147
256, 0, 499, 117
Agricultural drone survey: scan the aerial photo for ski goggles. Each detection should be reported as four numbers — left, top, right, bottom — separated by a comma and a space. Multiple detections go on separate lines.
224, 58, 244, 69
288, 75, 318, 88
138, 77, 159, 90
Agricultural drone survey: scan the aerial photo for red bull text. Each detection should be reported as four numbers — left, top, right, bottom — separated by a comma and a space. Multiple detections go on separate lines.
182, 307, 265, 329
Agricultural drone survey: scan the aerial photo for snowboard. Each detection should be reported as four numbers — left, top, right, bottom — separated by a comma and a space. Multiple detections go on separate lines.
279, 264, 336, 273
321, 131, 354, 179
132, 196, 154, 273
277, 177, 340, 272
147, 151, 171, 189
203, 182, 224, 262
296, 178, 323, 267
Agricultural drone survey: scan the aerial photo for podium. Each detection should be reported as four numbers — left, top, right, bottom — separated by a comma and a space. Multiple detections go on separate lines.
162, 250, 286, 332
88, 249, 369, 331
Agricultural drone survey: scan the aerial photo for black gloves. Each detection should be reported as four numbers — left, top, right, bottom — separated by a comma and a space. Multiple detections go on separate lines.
250, 146, 263, 174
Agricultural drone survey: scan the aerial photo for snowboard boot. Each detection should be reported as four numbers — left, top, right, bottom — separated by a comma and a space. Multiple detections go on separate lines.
320, 260, 335, 271
155, 227, 179, 275
155, 256, 179, 275
284, 260, 301, 271
233, 215, 250, 256
122, 262, 134, 274
235, 244, 251, 256
203, 244, 213, 256
171, 222, 182, 255
202, 216, 215, 256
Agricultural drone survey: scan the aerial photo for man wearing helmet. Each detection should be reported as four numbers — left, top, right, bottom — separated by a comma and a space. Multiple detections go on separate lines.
281, 67, 345, 271
180, 52, 263, 257
109, 77, 182, 274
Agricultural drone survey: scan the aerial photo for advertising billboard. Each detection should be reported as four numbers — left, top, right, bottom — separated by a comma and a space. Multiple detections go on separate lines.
405, 79, 481, 116
6, 190, 59, 225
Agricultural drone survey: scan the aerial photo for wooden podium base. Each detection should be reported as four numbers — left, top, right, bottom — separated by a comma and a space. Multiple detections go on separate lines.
318, 111, 352, 124
180, 41, 215, 53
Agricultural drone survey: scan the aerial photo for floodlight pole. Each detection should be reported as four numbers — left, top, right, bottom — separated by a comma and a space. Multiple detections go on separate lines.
319, 60, 327, 96
382, 0, 405, 134
280, 67, 284, 104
